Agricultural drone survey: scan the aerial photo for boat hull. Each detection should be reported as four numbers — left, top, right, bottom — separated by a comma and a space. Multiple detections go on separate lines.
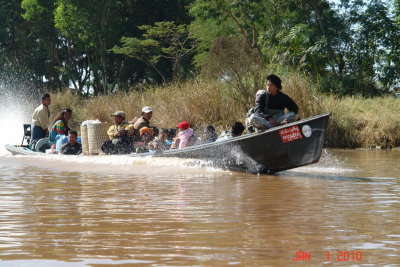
4, 145, 39, 156
5, 113, 330, 174
155, 113, 330, 173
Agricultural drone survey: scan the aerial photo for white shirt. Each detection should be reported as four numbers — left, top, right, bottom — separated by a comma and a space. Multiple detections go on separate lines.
32, 104, 50, 129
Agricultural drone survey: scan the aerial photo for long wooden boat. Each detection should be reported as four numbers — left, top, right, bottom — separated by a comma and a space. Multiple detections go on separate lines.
153, 113, 330, 173
5, 113, 330, 174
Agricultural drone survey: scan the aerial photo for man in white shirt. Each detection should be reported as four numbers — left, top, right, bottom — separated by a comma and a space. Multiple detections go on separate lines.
31, 93, 51, 141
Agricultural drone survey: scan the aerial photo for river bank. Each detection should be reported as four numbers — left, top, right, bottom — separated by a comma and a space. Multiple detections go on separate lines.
50, 78, 400, 149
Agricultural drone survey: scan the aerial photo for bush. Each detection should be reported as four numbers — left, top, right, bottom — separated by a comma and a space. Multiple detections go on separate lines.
318, 74, 384, 97
201, 36, 266, 110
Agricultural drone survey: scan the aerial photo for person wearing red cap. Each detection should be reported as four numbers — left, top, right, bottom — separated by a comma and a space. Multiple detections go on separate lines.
171, 121, 199, 149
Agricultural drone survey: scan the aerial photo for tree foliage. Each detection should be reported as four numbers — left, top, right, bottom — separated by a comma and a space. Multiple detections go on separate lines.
112, 21, 196, 82
190, 0, 400, 96
0, 0, 399, 96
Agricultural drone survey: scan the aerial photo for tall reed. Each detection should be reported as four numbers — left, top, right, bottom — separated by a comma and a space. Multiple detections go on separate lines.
323, 95, 400, 148
50, 76, 400, 148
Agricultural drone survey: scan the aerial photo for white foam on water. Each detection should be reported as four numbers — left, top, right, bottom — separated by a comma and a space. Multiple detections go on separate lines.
291, 165, 356, 174
287, 149, 356, 174
2, 152, 229, 176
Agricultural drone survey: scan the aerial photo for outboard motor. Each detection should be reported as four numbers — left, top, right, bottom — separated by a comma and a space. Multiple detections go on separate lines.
33, 138, 51, 153
21, 124, 31, 147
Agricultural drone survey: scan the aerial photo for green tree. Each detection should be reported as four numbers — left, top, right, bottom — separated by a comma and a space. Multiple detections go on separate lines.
190, 0, 399, 96
112, 21, 196, 83
0, 0, 29, 73
54, 0, 132, 94
21, 0, 65, 89
0, 0, 58, 89
189, 0, 344, 73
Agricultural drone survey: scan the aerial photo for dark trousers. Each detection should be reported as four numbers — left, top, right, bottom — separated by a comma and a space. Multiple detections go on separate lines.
31, 125, 46, 141
101, 136, 133, 154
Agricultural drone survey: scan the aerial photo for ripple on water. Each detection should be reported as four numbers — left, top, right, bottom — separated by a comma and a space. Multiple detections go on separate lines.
0, 149, 399, 266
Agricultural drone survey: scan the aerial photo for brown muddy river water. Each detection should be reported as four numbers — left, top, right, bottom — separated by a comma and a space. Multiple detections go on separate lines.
0, 148, 399, 266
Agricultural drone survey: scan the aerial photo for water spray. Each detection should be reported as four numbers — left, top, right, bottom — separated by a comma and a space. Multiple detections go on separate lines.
0, 76, 42, 154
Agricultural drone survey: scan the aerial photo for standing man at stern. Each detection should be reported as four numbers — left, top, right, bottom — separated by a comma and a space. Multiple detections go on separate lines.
247, 74, 298, 131
31, 93, 51, 141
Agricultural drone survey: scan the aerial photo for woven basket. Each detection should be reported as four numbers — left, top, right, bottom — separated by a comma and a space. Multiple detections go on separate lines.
80, 124, 89, 155
87, 122, 111, 155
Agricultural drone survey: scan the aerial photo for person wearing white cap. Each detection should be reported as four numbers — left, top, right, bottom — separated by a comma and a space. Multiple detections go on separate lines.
133, 106, 153, 130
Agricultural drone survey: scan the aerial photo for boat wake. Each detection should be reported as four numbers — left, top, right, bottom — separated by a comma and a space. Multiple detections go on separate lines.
283, 149, 356, 175
0, 152, 229, 177
1, 147, 351, 177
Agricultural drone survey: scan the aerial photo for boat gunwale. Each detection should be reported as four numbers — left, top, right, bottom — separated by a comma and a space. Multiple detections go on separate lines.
157, 113, 331, 155
5, 113, 330, 158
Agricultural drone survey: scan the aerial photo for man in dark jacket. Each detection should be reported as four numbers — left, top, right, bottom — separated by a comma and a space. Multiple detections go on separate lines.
133, 106, 153, 130
61, 130, 82, 155
247, 74, 298, 131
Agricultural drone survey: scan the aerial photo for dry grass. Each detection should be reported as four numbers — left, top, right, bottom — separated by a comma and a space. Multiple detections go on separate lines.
283, 72, 323, 119
80, 79, 244, 132
323, 96, 400, 148
48, 88, 83, 130
50, 77, 400, 148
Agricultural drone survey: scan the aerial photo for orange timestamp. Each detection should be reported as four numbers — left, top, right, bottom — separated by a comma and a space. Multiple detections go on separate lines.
292, 250, 363, 262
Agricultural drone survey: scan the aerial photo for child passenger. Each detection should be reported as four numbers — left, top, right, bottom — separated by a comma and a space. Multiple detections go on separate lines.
148, 129, 169, 152
60, 130, 82, 155
135, 127, 154, 153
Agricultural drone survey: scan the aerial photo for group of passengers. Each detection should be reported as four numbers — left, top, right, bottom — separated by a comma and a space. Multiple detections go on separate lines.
99, 107, 247, 155
31, 93, 81, 155
30, 74, 298, 155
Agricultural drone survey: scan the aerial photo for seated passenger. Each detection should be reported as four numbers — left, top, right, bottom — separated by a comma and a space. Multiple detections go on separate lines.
101, 111, 134, 154
49, 108, 72, 143
162, 128, 176, 148
133, 106, 153, 130
55, 134, 69, 153
134, 127, 154, 153
60, 130, 82, 155
202, 125, 217, 143
247, 74, 298, 131
170, 121, 199, 149
216, 122, 245, 142
148, 129, 169, 152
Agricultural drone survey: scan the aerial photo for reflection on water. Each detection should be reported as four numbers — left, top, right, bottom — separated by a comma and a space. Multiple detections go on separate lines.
0, 149, 399, 266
